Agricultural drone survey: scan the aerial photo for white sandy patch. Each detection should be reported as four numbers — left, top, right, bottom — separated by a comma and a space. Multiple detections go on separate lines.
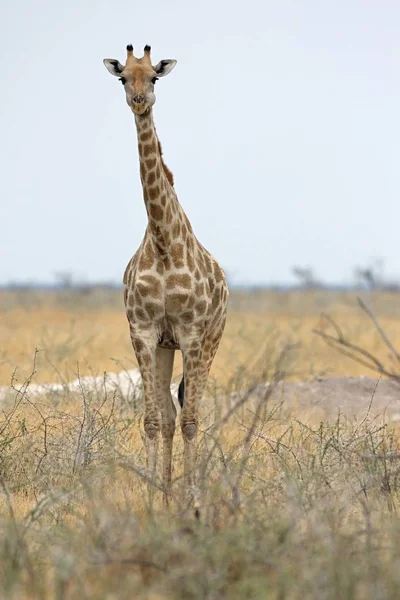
0, 369, 181, 404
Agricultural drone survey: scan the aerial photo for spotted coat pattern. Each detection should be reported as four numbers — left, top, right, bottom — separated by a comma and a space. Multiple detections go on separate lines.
107, 47, 229, 501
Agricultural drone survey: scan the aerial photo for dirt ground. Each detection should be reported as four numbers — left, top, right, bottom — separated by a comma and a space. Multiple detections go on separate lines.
245, 376, 400, 421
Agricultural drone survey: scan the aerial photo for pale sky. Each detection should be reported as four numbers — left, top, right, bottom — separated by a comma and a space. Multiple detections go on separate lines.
1, 0, 399, 285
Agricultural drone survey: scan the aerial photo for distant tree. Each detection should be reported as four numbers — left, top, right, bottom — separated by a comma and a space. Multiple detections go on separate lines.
353, 267, 378, 289
292, 266, 322, 289
53, 271, 74, 289
353, 258, 399, 291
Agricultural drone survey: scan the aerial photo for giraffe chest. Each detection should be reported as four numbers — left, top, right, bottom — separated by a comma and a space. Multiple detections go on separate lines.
124, 263, 213, 343
124, 239, 228, 345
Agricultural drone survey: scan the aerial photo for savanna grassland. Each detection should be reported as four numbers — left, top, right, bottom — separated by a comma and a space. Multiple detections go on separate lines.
1, 288, 400, 599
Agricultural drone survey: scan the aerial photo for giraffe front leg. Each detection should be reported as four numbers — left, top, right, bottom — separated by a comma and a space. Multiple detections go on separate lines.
180, 328, 225, 515
130, 326, 159, 502
154, 347, 176, 506
180, 340, 203, 498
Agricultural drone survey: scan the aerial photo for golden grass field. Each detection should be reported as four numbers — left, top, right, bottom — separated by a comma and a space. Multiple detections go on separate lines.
2, 288, 400, 387
1, 288, 400, 599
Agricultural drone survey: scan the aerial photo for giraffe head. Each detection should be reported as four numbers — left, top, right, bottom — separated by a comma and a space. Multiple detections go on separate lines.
103, 45, 177, 116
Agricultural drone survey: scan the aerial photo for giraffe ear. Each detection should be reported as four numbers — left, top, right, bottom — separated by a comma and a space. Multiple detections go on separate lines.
153, 59, 177, 77
103, 58, 124, 76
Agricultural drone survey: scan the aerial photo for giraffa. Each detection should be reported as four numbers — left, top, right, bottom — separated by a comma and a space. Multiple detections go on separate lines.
104, 44, 228, 503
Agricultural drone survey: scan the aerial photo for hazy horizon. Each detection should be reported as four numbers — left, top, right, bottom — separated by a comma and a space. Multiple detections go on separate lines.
1, 1, 399, 286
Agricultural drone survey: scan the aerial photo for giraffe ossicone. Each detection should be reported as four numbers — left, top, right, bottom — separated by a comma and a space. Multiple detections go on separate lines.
103, 44, 229, 505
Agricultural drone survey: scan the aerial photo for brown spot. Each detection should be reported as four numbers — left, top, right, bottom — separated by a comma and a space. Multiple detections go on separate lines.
139, 251, 153, 270
149, 203, 163, 221
147, 171, 156, 186
194, 268, 201, 281
126, 308, 133, 320
199, 257, 207, 276
146, 301, 162, 319
172, 221, 180, 237
143, 141, 157, 157
195, 300, 207, 315
171, 243, 184, 268
212, 291, 220, 310
156, 262, 163, 275
161, 195, 166, 207
140, 130, 152, 142
141, 274, 162, 297
148, 186, 160, 201
165, 205, 173, 224
136, 282, 151, 297
134, 338, 144, 353
128, 293, 134, 307
214, 262, 223, 283
135, 307, 147, 321
145, 158, 157, 170
140, 163, 146, 180
144, 240, 155, 264
166, 293, 187, 312
187, 251, 195, 271
204, 255, 212, 273
164, 256, 171, 270
195, 282, 204, 296
166, 273, 191, 289
181, 223, 188, 240
181, 311, 193, 323
188, 348, 199, 358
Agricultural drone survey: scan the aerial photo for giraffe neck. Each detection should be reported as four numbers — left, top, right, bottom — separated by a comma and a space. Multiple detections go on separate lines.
135, 110, 189, 257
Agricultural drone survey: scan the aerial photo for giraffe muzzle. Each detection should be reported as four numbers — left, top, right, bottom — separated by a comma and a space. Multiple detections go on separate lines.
132, 94, 146, 105
131, 95, 148, 115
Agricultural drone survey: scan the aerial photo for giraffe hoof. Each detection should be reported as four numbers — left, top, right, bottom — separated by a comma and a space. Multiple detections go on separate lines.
182, 423, 197, 441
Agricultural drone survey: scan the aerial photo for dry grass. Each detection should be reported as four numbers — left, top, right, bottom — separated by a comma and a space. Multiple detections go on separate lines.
2, 288, 400, 386
1, 288, 400, 598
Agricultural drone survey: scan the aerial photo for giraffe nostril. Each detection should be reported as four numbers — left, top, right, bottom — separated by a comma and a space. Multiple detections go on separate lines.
132, 95, 145, 105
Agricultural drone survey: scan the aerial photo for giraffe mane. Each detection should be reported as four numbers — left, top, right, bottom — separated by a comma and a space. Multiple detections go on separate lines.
157, 140, 174, 187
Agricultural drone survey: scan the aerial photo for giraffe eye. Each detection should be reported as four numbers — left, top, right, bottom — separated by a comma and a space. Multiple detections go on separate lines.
151, 77, 158, 85
119, 77, 126, 85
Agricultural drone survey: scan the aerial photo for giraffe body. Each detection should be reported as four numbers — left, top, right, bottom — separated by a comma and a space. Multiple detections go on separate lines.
104, 45, 228, 502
